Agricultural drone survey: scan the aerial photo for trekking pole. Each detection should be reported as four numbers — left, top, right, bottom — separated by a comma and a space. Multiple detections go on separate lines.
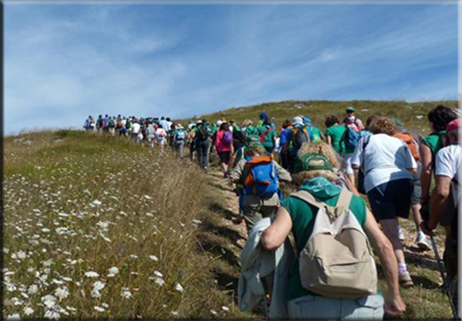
429, 235, 459, 320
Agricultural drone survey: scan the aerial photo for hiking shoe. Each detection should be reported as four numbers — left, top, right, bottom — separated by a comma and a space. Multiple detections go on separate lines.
399, 272, 414, 287
416, 231, 431, 251
398, 225, 405, 241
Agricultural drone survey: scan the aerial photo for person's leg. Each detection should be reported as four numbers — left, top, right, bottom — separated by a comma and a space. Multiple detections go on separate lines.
343, 154, 355, 186
203, 140, 211, 169
179, 142, 184, 159
243, 205, 263, 233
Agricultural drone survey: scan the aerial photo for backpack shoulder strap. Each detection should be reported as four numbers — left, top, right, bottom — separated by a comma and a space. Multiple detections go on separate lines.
335, 189, 353, 212
291, 190, 328, 209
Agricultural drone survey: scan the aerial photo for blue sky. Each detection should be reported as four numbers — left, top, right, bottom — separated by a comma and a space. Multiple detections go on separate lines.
4, 1, 459, 135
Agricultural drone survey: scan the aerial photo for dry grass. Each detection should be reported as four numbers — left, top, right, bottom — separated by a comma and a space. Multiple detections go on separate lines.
3, 130, 251, 319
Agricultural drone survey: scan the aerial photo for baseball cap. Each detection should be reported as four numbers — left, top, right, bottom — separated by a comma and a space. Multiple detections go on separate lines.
293, 153, 334, 174
346, 106, 355, 113
292, 116, 304, 126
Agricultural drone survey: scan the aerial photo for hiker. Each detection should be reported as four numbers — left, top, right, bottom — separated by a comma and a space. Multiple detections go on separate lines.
96, 115, 103, 133
421, 118, 460, 315
83, 115, 94, 131
215, 122, 234, 176
325, 114, 356, 186
194, 120, 212, 170
392, 118, 431, 250
283, 116, 311, 173
155, 124, 167, 150
260, 150, 406, 319
145, 122, 156, 149
159, 117, 170, 132
188, 124, 196, 161
257, 115, 277, 153
351, 117, 417, 287
278, 119, 293, 170
102, 114, 109, 133
243, 119, 260, 143
173, 124, 187, 158
230, 123, 247, 170
229, 141, 292, 232
303, 117, 324, 142
419, 105, 458, 233
343, 106, 364, 132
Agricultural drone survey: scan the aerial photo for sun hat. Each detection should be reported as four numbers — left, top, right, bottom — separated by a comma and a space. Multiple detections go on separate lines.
293, 153, 334, 174
176, 124, 183, 129
346, 106, 355, 113
292, 116, 304, 126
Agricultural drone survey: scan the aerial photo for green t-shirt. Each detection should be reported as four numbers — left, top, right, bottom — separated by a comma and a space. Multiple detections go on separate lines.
421, 130, 446, 159
325, 125, 353, 154
308, 126, 323, 142
281, 179, 367, 301
257, 125, 276, 149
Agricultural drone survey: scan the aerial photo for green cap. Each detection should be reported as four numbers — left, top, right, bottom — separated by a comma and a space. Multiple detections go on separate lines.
294, 153, 334, 174
346, 106, 355, 112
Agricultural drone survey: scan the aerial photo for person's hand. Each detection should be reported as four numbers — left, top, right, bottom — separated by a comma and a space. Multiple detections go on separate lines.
384, 292, 406, 317
420, 221, 434, 237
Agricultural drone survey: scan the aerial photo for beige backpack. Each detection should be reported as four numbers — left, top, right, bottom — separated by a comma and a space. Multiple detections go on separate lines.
292, 189, 377, 299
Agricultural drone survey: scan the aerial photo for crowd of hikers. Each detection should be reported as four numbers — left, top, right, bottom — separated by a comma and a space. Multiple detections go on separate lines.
84, 105, 460, 319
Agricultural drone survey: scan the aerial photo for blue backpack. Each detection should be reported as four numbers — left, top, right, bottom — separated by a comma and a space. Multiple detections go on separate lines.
344, 125, 360, 149
243, 156, 279, 197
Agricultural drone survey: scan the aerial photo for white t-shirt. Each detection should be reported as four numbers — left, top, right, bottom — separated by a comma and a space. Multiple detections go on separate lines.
132, 123, 141, 134
351, 134, 417, 192
435, 144, 460, 207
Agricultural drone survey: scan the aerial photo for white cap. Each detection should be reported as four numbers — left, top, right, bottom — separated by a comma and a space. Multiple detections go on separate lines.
292, 116, 304, 126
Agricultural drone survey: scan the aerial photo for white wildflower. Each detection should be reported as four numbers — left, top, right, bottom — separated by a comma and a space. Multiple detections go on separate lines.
58, 212, 69, 217
91, 281, 105, 298
107, 266, 119, 277
129, 254, 138, 260
43, 259, 54, 267
17, 251, 27, 259
6, 313, 20, 320
153, 271, 163, 278
28, 284, 38, 295
143, 195, 152, 200
192, 219, 202, 225
44, 309, 60, 319
174, 283, 184, 293
41, 294, 58, 308
149, 255, 159, 262
55, 286, 69, 299
210, 309, 217, 315
222, 306, 229, 312
24, 307, 34, 315
94, 306, 105, 312
84, 271, 99, 278
171, 311, 179, 316
154, 277, 165, 287
41, 228, 51, 233
121, 289, 132, 299
92, 199, 102, 206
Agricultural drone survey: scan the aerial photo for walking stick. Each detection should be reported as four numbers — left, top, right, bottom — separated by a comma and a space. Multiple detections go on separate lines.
429, 235, 459, 320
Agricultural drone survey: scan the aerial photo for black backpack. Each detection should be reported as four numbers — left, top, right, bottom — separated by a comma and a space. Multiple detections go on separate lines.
196, 125, 209, 141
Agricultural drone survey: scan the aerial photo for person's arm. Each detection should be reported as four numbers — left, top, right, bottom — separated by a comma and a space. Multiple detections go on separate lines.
326, 134, 332, 147
420, 142, 433, 204
261, 206, 293, 251
421, 175, 452, 235
274, 161, 292, 183
363, 208, 406, 316
229, 159, 245, 183
350, 137, 364, 170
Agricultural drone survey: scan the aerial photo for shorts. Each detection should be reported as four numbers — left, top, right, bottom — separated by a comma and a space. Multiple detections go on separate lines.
367, 178, 413, 221
342, 154, 354, 175
288, 294, 384, 320
218, 151, 231, 164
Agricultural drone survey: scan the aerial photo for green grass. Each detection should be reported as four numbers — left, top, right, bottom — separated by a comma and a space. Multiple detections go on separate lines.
3, 130, 252, 319
178, 99, 458, 136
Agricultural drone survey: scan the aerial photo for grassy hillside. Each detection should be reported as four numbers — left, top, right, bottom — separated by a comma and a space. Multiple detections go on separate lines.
180, 100, 459, 135
3, 130, 252, 319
